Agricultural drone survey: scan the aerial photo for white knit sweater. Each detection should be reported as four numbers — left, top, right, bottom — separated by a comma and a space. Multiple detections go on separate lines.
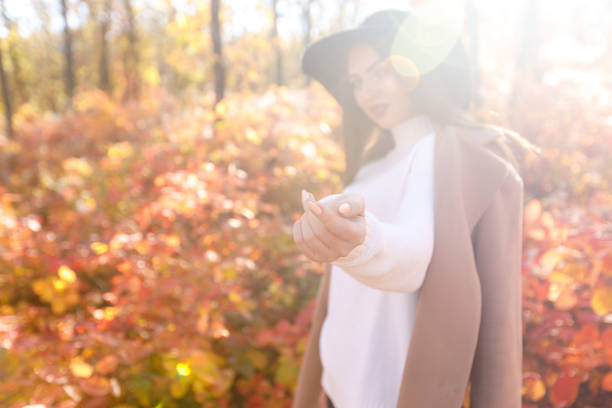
319, 114, 436, 408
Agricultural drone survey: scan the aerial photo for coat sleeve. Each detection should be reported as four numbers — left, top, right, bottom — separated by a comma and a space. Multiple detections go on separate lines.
328, 138, 435, 293
292, 262, 331, 408
469, 167, 524, 408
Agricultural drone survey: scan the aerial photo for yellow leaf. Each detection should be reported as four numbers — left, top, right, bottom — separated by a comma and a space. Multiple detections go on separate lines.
52, 297, 67, 314
71, 356, 93, 378
32, 279, 53, 302
104, 307, 118, 321
316, 168, 329, 180
246, 70, 260, 82
215, 101, 227, 116
91, 242, 109, 255
176, 362, 191, 377
143, 66, 160, 85
63, 157, 93, 177
164, 234, 181, 248
58, 265, 76, 283
52, 278, 67, 291
228, 291, 242, 303
522, 372, 547, 401
107, 141, 134, 160
592, 286, 612, 315
245, 128, 261, 144
222, 267, 236, 282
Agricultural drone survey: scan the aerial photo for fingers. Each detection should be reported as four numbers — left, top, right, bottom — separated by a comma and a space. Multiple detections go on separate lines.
302, 206, 355, 256
302, 189, 322, 216
293, 216, 336, 262
300, 213, 337, 261
295, 191, 335, 261
302, 190, 354, 245
295, 190, 354, 261
310, 196, 365, 246
336, 193, 365, 217
295, 190, 367, 261
317, 192, 365, 218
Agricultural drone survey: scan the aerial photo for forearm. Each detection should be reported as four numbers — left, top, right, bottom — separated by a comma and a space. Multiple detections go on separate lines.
331, 209, 434, 293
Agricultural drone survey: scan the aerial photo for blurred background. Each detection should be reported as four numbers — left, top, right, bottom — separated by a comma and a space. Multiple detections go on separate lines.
0, 0, 611, 407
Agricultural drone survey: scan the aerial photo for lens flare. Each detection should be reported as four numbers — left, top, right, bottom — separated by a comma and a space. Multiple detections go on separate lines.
390, 1, 465, 76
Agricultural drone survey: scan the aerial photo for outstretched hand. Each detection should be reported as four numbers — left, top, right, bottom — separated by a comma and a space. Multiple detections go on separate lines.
292, 190, 366, 263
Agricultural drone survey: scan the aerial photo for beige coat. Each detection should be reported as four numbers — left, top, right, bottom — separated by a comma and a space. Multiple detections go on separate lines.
292, 121, 524, 408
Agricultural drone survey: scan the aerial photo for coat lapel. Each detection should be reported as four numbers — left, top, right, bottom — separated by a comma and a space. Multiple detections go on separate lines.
394, 122, 509, 407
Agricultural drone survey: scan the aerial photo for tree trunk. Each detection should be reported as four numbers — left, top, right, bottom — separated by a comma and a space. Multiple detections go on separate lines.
60, 0, 75, 106
301, 0, 313, 86
210, 0, 225, 104
0, 0, 13, 186
271, 0, 283, 86
99, 0, 112, 93
508, 0, 540, 111
1, 2, 26, 106
122, 0, 139, 100
0, 30, 13, 140
157, 2, 176, 92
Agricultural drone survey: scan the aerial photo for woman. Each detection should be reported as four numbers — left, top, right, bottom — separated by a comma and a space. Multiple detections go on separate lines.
292, 8, 539, 408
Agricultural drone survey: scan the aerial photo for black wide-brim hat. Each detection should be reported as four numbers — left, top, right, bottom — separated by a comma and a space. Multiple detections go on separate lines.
301, 8, 472, 108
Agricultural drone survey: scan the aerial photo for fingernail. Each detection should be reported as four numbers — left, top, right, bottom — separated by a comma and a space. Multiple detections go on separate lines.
308, 201, 322, 216
339, 203, 350, 215
301, 189, 308, 202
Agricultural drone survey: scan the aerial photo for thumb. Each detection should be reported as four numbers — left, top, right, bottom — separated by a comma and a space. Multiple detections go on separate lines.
336, 194, 365, 217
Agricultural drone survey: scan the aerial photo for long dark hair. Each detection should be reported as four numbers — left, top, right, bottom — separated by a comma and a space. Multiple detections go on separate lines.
335, 34, 539, 188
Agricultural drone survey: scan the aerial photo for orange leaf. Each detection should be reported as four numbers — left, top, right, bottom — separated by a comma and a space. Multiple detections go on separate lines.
602, 372, 612, 392
96, 355, 119, 375
573, 323, 599, 347
79, 375, 111, 396
549, 373, 580, 407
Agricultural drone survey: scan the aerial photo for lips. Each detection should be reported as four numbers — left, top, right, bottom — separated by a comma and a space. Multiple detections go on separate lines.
370, 104, 388, 116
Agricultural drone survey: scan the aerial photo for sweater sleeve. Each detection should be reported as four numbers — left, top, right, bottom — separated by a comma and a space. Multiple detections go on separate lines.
330, 139, 435, 293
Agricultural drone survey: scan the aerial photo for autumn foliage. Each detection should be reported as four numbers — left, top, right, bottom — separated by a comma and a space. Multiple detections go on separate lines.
1, 73, 611, 408
509, 69, 612, 407
0, 85, 344, 407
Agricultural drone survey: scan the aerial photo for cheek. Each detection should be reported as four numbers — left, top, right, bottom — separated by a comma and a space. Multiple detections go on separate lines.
386, 92, 404, 114
381, 77, 404, 103
351, 88, 365, 106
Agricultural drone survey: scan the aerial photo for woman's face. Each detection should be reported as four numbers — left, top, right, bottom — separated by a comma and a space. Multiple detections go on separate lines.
346, 43, 416, 130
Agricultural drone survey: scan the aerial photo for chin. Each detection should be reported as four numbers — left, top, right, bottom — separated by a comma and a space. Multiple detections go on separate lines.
370, 117, 391, 130
364, 109, 394, 130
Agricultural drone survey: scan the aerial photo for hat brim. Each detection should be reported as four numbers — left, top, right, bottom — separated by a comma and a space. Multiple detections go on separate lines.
301, 18, 473, 109
301, 26, 388, 103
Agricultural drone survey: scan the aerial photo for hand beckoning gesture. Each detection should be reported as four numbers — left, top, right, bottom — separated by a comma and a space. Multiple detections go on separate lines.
292, 190, 367, 263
